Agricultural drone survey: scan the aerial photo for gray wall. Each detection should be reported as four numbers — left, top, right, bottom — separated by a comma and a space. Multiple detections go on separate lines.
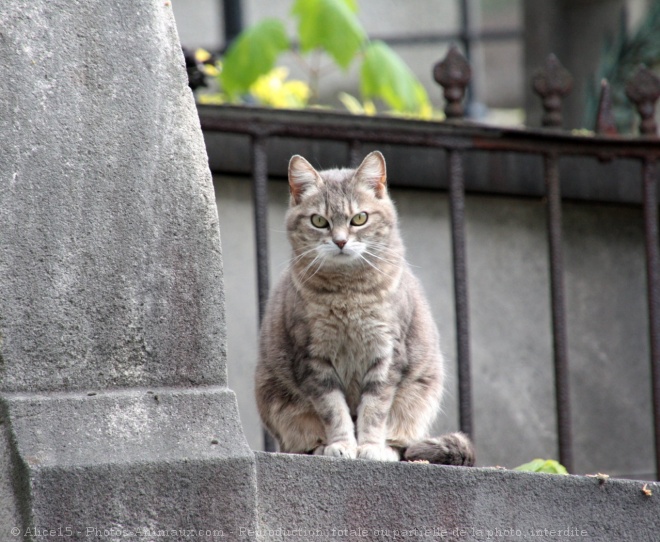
215, 173, 655, 480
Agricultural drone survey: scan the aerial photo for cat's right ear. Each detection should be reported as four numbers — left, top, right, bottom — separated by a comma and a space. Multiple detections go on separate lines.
288, 155, 323, 205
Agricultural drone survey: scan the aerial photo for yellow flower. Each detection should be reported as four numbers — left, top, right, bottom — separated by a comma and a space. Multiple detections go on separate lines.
250, 67, 310, 109
338, 93, 376, 116
195, 49, 212, 63
195, 48, 221, 77
197, 93, 225, 105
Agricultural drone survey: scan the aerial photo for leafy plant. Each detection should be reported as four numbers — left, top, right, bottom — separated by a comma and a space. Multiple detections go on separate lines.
587, 2, 660, 132
514, 459, 568, 475
201, 0, 432, 117
220, 18, 291, 99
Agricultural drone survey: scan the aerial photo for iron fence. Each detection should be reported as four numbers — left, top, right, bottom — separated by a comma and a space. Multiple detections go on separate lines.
198, 47, 660, 478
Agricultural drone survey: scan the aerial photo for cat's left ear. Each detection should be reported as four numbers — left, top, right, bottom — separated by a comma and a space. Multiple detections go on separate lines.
355, 151, 387, 198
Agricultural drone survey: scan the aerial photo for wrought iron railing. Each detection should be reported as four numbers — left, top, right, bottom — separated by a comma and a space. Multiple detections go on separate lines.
198, 46, 660, 478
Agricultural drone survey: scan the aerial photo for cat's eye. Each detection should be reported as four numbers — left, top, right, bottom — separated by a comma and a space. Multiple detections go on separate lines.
311, 214, 329, 228
350, 212, 368, 226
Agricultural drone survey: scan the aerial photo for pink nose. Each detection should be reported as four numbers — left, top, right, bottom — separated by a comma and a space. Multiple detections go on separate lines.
334, 239, 347, 249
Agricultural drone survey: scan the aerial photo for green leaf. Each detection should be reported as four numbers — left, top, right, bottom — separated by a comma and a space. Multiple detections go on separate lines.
220, 19, 290, 97
292, 0, 366, 69
360, 40, 431, 114
514, 459, 568, 475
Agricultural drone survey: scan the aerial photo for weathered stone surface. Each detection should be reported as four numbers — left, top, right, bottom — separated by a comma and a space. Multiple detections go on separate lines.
255, 452, 660, 541
0, 388, 257, 539
0, 0, 226, 392
0, 0, 257, 536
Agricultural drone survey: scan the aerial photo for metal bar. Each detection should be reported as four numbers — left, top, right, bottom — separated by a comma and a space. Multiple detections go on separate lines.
198, 105, 660, 161
251, 135, 277, 453
348, 140, 362, 168
642, 158, 660, 480
287, 27, 521, 56
544, 153, 573, 473
458, 0, 474, 114
370, 28, 522, 47
221, 0, 243, 50
448, 148, 473, 439
459, 0, 471, 63
252, 136, 270, 324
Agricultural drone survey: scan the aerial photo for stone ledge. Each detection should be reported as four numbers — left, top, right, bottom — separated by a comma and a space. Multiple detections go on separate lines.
0, 387, 258, 539
1, 387, 250, 466
255, 451, 659, 541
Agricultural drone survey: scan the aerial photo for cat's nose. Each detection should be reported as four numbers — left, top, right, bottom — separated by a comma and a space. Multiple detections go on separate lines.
334, 239, 347, 249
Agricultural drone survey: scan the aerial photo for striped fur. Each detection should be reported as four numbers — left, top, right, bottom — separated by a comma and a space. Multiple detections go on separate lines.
255, 151, 474, 466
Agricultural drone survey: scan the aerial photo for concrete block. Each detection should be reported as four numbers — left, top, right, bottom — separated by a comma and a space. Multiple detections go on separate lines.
255, 452, 660, 541
0, 388, 258, 539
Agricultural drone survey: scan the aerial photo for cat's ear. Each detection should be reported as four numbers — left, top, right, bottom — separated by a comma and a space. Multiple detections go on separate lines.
355, 151, 387, 198
288, 155, 323, 205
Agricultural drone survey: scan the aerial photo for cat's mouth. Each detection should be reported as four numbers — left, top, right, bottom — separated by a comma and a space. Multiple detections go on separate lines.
318, 242, 364, 264
325, 247, 360, 263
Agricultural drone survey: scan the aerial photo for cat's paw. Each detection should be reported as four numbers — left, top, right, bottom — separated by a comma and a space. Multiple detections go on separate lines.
357, 443, 400, 462
323, 441, 357, 459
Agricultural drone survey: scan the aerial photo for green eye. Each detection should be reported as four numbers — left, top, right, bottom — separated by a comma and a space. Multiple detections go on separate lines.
311, 214, 329, 228
350, 212, 368, 226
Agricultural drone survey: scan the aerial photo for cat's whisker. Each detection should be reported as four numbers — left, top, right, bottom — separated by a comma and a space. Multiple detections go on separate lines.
303, 264, 324, 285
358, 253, 395, 279
366, 243, 421, 269
279, 245, 320, 270
299, 256, 325, 286
362, 249, 401, 267
299, 254, 320, 280
290, 246, 318, 263
296, 249, 327, 283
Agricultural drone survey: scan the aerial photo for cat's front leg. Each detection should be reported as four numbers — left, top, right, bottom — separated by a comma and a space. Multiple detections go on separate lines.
302, 359, 357, 459
356, 357, 399, 462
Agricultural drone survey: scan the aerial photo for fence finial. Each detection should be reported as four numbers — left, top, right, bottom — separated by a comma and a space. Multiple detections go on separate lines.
532, 54, 573, 128
433, 45, 471, 119
625, 65, 660, 136
595, 79, 618, 136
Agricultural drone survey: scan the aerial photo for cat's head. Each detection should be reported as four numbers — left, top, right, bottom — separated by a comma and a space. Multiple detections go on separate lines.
285, 151, 402, 277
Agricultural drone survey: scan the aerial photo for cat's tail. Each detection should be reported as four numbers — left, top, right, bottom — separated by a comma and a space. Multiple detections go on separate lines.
403, 432, 475, 467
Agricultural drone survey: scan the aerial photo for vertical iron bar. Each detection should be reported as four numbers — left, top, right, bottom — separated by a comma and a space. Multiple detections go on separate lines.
222, 0, 243, 50
458, 0, 474, 114
448, 149, 473, 440
252, 135, 270, 324
544, 153, 573, 473
642, 158, 660, 480
251, 135, 277, 452
458, 0, 471, 65
348, 140, 362, 168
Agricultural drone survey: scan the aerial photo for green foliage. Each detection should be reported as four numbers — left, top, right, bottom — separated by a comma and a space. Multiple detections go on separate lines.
587, 2, 660, 132
361, 41, 431, 116
292, 0, 365, 69
220, 19, 290, 97
514, 459, 568, 475
215, 0, 431, 116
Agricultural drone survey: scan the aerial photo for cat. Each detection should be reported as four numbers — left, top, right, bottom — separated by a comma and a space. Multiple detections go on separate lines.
255, 151, 474, 466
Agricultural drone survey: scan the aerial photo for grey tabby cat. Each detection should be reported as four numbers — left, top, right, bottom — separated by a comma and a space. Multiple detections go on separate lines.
255, 151, 474, 466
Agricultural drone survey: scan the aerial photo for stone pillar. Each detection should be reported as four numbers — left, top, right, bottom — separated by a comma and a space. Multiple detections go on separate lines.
0, 0, 256, 537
